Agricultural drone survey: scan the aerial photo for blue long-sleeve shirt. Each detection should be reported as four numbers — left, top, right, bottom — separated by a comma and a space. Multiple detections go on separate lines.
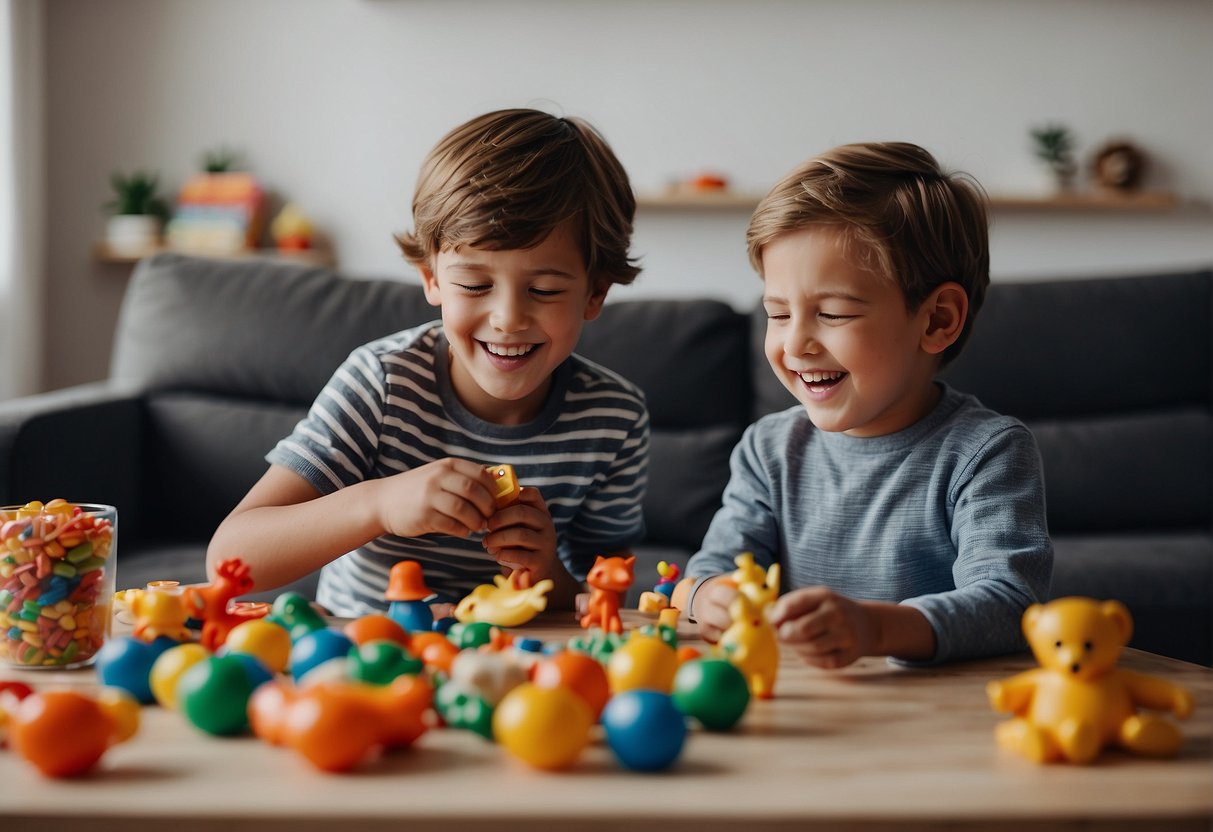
686, 384, 1053, 663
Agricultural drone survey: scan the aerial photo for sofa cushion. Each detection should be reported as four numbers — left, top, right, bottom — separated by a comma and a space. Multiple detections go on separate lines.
142, 393, 307, 540
643, 425, 740, 549
112, 254, 436, 406
580, 299, 751, 430
1050, 532, 1212, 664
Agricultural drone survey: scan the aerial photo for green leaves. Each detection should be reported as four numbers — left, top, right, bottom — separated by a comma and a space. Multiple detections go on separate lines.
104, 169, 170, 221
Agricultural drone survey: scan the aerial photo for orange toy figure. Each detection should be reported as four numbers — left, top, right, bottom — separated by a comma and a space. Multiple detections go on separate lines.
127, 587, 193, 642
183, 558, 264, 651
248, 675, 432, 773
6, 688, 139, 777
579, 554, 635, 634
486, 463, 521, 508
988, 597, 1193, 765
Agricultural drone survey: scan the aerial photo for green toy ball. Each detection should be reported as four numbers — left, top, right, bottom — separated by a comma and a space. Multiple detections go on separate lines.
672, 658, 750, 731
177, 654, 258, 736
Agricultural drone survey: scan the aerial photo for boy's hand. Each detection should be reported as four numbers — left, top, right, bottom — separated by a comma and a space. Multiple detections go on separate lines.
482, 487, 560, 582
691, 575, 739, 644
769, 587, 879, 669
376, 458, 497, 539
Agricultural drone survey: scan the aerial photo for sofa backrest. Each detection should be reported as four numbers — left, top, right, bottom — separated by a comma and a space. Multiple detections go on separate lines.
751, 269, 1213, 536
110, 254, 750, 548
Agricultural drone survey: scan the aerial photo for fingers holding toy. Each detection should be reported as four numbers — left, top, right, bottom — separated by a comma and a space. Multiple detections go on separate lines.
770, 587, 876, 669
692, 576, 739, 645
378, 458, 497, 539
483, 487, 559, 578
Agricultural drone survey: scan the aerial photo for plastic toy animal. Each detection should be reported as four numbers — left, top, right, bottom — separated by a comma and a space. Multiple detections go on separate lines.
454, 569, 554, 628
127, 587, 193, 642
183, 558, 263, 651
579, 554, 635, 634
717, 594, 779, 700
988, 596, 1193, 764
730, 552, 781, 610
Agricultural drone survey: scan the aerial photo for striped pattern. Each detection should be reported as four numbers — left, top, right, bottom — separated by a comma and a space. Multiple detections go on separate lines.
268, 322, 649, 616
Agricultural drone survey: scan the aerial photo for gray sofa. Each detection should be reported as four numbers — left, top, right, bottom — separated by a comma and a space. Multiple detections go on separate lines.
2, 254, 1209, 665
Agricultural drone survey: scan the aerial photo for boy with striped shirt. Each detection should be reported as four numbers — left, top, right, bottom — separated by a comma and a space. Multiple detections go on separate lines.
207, 109, 648, 616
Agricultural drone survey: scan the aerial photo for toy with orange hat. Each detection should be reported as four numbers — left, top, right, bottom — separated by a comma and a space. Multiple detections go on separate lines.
385, 560, 435, 634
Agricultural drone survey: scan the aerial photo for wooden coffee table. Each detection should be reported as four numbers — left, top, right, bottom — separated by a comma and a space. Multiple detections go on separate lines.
1, 611, 1210, 831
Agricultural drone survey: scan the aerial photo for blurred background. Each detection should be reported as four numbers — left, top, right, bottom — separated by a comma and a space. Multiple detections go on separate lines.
2, 0, 1211, 397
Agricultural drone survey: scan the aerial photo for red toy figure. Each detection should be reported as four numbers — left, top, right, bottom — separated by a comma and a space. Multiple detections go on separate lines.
183, 558, 265, 651
579, 554, 635, 634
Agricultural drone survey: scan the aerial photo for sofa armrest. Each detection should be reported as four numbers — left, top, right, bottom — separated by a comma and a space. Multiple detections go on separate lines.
0, 382, 147, 534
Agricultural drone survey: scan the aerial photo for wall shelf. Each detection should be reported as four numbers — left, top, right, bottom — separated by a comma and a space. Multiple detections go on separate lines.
94, 242, 335, 268
636, 189, 1191, 213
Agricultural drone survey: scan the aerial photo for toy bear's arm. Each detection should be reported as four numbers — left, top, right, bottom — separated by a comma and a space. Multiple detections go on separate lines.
987, 670, 1040, 714
1118, 669, 1194, 719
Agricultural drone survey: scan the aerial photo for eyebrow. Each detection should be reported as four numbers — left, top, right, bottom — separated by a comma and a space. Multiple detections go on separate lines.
762, 291, 870, 305
446, 262, 580, 280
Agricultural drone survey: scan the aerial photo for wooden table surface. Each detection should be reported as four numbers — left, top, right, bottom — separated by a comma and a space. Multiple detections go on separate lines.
1, 610, 1210, 832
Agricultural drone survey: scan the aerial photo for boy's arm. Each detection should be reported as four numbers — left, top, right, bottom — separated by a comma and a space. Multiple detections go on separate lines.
901, 424, 1053, 664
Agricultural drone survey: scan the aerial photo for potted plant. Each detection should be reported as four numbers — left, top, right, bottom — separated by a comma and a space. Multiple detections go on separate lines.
1030, 124, 1077, 192
103, 169, 170, 256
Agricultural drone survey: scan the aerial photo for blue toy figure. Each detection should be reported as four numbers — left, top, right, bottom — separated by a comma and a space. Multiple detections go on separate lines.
384, 560, 434, 633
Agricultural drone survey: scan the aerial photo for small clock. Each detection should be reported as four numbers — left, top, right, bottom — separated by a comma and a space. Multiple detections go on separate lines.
1091, 141, 1145, 190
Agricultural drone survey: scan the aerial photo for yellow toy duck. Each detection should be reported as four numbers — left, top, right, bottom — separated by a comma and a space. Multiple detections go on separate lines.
454, 570, 554, 628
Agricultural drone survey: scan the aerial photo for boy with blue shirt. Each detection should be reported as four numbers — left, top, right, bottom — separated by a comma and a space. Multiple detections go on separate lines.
208, 109, 648, 616
687, 142, 1052, 666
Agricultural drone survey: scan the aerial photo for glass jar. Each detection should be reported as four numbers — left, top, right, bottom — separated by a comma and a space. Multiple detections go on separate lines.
0, 500, 117, 669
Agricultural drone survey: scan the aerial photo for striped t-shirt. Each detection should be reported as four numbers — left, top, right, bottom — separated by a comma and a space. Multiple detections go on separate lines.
267, 321, 649, 616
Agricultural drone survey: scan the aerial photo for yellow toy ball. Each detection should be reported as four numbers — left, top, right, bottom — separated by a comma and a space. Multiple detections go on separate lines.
150, 643, 209, 709
492, 682, 593, 770
95, 687, 141, 742
607, 634, 678, 694
224, 619, 292, 674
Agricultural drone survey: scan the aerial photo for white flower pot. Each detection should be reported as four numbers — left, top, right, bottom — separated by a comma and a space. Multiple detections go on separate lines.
106, 214, 161, 256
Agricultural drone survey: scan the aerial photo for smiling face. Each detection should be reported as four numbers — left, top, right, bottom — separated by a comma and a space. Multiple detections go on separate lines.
761, 226, 947, 438
420, 223, 606, 425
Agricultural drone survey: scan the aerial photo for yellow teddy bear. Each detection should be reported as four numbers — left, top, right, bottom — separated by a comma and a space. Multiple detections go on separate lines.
987, 596, 1193, 764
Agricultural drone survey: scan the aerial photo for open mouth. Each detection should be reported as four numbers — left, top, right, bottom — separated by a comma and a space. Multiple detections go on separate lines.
797, 370, 847, 392
483, 342, 537, 358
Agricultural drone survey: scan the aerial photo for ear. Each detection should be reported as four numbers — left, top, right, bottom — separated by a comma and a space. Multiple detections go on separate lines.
419, 262, 442, 308
582, 279, 610, 322
919, 282, 968, 356
1100, 599, 1134, 645
1022, 603, 1043, 636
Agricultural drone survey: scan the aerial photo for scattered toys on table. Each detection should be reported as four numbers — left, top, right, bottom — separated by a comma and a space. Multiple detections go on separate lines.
987, 596, 1193, 764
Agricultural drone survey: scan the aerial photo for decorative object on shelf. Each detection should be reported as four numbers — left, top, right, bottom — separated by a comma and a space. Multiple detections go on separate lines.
1029, 123, 1078, 192
270, 202, 315, 252
102, 169, 170, 256
164, 146, 266, 257
1091, 140, 1146, 191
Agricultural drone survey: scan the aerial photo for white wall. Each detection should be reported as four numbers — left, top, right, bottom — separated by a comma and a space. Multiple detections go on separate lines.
39, 0, 1213, 388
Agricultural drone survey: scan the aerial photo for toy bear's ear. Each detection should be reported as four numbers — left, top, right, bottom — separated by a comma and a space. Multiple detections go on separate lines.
1022, 603, 1044, 636
1100, 600, 1134, 645
592, 555, 605, 567
624, 556, 636, 567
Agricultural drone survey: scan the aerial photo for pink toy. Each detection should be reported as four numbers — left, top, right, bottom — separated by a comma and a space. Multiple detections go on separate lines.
579, 554, 635, 634
183, 558, 265, 651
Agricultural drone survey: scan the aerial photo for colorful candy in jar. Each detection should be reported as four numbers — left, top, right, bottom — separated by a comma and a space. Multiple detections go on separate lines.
0, 499, 116, 667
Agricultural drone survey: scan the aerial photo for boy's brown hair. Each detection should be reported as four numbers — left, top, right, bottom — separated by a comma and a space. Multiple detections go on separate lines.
396, 108, 640, 288
747, 142, 989, 365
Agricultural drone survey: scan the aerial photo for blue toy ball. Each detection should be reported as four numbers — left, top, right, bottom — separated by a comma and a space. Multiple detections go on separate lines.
601, 690, 688, 771
289, 628, 353, 681
95, 635, 179, 703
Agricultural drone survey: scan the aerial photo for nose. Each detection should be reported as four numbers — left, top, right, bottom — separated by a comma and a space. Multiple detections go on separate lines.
785, 317, 821, 357
490, 289, 529, 333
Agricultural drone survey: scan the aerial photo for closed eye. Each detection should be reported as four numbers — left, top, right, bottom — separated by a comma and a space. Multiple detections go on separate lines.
818, 313, 855, 323
530, 288, 564, 298
454, 283, 490, 294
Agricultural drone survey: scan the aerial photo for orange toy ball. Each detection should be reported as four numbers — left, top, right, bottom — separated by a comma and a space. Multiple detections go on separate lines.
344, 614, 410, 647
10, 691, 113, 777
409, 631, 459, 675
532, 651, 611, 720
283, 684, 383, 773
